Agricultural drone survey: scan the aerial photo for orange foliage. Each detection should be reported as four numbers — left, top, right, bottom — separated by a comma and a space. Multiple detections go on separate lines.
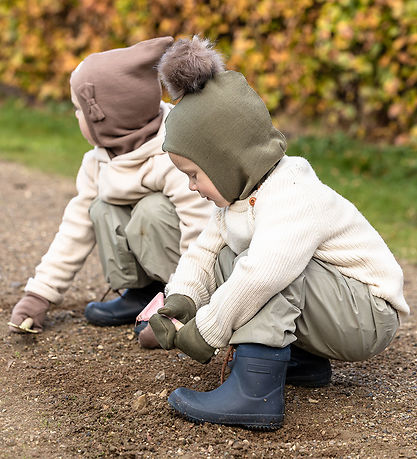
0, 0, 416, 142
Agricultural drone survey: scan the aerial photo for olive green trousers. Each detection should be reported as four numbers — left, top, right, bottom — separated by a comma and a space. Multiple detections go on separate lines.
89, 193, 181, 290
215, 247, 399, 361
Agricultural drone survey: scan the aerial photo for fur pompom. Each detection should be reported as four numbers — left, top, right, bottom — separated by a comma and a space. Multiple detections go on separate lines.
158, 35, 225, 100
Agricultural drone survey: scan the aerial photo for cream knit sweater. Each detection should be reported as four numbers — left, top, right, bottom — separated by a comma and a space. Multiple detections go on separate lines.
166, 155, 409, 349
25, 102, 213, 304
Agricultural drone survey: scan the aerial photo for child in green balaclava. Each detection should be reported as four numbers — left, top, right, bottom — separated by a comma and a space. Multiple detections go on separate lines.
8, 37, 213, 336
148, 36, 409, 430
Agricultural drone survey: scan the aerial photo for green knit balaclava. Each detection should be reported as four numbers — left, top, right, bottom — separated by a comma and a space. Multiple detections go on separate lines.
70, 36, 173, 156
159, 37, 287, 203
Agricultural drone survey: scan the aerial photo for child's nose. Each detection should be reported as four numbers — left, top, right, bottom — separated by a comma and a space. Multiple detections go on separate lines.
189, 181, 198, 192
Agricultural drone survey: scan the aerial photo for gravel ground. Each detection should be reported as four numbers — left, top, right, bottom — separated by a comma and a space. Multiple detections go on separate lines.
0, 160, 416, 459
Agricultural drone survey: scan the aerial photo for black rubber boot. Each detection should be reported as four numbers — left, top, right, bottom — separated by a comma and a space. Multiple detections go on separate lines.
133, 321, 148, 335
286, 344, 332, 387
168, 343, 290, 430
84, 281, 163, 326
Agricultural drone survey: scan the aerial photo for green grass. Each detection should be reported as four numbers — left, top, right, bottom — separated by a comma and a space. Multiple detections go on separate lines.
0, 98, 90, 176
0, 97, 416, 261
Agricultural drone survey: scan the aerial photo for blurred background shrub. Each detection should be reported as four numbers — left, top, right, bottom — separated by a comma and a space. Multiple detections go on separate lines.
1, 0, 417, 144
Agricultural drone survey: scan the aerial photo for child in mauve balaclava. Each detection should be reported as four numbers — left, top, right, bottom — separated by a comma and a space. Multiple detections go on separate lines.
147, 36, 409, 430
8, 37, 213, 337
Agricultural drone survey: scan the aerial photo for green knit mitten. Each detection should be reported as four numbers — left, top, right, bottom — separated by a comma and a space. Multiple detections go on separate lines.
174, 318, 216, 364
158, 294, 196, 324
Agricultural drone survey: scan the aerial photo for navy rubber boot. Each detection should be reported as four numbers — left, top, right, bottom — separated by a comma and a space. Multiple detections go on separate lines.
286, 345, 332, 387
168, 343, 290, 430
84, 281, 163, 326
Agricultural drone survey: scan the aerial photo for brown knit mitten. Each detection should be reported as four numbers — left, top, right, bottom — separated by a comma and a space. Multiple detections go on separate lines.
9, 293, 49, 333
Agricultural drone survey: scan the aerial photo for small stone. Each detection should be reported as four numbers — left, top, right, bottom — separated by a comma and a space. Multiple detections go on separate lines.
126, 333, 135, 341
10, 281, 23, 289
53, 310, 75, 321
159, 388, 168, 398
155, 370, 165, 381
13, 182, 27, 189
308, 398, 319, 403
132, 394, 147, 412
177, 353, 188, 360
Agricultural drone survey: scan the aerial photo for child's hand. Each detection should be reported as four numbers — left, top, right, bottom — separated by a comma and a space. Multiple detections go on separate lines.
157, 294, 196, 324
138, 323, 161, 349
9, 293, 49, 333
149, 314, 215, 363
174, 318, 216, 364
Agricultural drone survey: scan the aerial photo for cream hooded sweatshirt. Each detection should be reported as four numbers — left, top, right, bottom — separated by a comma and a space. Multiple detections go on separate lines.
25, 102, 213, 304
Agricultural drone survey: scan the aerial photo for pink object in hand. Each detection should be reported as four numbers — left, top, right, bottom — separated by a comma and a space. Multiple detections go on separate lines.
137, 292, 164, 322
136, 292, 183, 331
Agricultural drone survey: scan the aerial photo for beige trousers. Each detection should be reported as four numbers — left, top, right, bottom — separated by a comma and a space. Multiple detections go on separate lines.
89, 193, 181, 290
215, 247, 399, 361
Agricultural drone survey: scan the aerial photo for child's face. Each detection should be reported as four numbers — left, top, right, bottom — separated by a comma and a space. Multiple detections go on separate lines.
168, 152, 231, 207
71, 88, 95, 146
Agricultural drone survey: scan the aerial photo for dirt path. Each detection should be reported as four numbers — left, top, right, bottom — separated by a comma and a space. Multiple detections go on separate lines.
0, 160, 416, 459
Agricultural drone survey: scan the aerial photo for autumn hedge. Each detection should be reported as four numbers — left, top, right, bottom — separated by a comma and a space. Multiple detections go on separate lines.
1, 0, 416, 143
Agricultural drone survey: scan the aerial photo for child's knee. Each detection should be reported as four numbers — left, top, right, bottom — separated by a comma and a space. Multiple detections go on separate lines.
296, 306, 399, 362
129, 193, 177, 234
88, 197, 107, 223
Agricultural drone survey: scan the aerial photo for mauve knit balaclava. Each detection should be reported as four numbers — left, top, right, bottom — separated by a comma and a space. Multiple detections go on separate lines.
162, 70, 287, 203
70, 36, 173, 157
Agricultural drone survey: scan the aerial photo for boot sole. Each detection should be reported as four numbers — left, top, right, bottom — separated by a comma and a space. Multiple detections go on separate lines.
168, 396, 284, 431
